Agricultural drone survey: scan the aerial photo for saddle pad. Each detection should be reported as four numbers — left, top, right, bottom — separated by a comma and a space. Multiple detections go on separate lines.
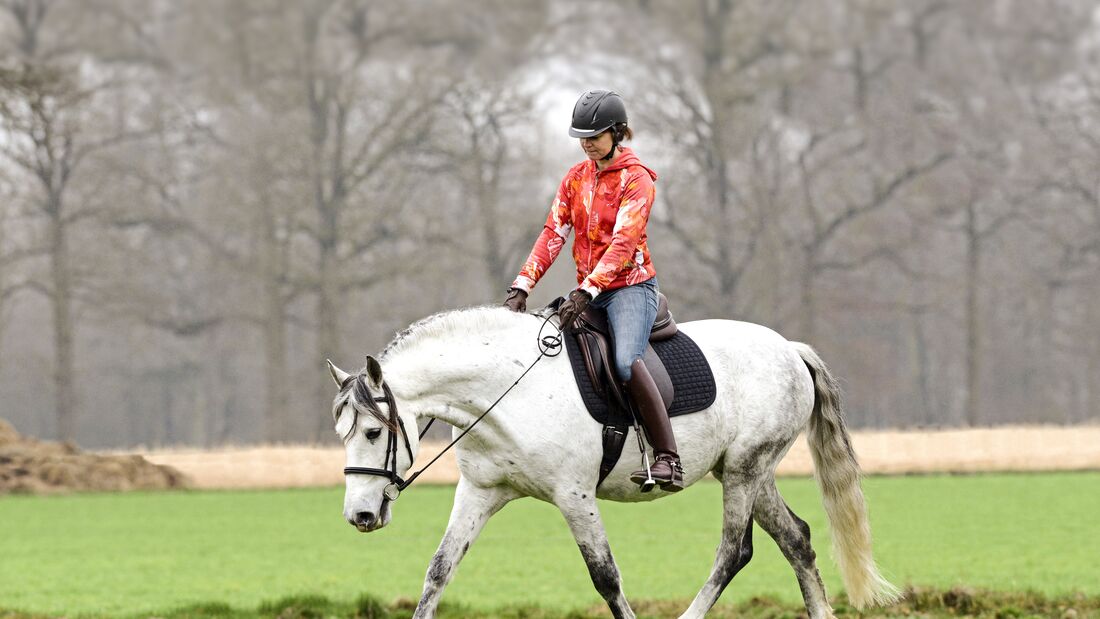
564, 329, 717, 426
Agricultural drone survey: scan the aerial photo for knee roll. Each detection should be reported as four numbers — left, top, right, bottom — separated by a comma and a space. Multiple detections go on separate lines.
616, 356, 643, 382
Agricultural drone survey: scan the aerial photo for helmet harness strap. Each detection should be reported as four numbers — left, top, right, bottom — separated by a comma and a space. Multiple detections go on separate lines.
601, 125, 620, 161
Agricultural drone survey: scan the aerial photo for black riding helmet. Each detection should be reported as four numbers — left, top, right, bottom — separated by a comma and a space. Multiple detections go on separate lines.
569, 90, 627, 138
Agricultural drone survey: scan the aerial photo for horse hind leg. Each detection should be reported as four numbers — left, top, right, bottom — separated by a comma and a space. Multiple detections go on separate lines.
678, 464, 762, 619
754, 480, 835, 619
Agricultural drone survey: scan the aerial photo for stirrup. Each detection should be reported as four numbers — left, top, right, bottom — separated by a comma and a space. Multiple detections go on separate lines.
629, 451, 658, 492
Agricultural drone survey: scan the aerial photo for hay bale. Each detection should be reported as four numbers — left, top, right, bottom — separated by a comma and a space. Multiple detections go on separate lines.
0, 417, 189, 495
0, 419, 20, 446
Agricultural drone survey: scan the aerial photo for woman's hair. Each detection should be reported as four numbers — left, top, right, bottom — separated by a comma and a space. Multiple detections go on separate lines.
613, 123, 633, 142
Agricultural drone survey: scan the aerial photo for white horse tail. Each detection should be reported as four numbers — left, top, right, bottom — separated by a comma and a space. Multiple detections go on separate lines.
792, 342, 901, 609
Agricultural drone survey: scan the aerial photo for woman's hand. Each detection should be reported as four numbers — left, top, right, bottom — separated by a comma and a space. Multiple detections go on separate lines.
557, 289, 592, 329
503, 288, 528, 313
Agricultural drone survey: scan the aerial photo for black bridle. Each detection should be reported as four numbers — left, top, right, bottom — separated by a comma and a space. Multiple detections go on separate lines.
341, 310, 564, 501
340, 375, 415, 502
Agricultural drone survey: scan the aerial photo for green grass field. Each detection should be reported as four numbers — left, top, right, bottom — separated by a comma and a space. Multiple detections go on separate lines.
1, 473, 1098, 618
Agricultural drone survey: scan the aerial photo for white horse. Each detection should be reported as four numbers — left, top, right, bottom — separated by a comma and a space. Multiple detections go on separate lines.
328, 306, 899, 619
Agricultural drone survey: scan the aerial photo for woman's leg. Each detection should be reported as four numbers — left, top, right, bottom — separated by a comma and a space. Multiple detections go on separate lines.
599, 278, 658, 382
598, 279, 682, 490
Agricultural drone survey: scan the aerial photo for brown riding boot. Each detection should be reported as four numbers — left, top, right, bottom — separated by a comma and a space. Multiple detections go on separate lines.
626, 358, 685, 492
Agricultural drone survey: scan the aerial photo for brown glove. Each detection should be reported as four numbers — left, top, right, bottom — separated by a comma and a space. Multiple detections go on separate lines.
503, 288, 528, 313
557, 289, 592, 329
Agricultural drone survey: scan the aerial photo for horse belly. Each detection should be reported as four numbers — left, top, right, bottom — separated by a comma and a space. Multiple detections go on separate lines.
595, 411, 726, 502
595, 320, 813, 502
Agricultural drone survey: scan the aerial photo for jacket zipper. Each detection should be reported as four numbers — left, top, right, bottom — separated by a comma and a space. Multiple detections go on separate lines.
586, 162, 600, 275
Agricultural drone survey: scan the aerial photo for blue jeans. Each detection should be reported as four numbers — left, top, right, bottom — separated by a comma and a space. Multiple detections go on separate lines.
589, 277, 659, 382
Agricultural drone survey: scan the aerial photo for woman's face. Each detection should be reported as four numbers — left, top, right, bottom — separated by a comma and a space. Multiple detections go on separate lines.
580, 130, 614, 160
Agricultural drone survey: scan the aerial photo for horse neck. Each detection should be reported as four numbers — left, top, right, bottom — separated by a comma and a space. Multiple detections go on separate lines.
382, 321, 534, 429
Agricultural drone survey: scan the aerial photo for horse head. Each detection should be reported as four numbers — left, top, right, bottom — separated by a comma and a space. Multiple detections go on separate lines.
328, 356, 417, 533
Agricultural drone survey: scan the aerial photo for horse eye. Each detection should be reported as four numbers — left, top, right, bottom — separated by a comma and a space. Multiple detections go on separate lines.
365, 428, 382, 442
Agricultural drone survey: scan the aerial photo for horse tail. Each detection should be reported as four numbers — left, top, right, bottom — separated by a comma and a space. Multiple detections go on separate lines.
792, 342, 901, 609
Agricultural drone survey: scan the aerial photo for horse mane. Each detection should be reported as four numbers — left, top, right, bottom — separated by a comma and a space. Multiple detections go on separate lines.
379, 305, 531, 362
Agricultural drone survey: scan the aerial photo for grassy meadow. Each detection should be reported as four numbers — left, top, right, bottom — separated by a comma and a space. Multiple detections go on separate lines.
1, 473, 1098, 617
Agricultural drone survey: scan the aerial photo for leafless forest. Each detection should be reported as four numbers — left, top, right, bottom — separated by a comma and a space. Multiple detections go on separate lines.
1, 0, 1098, 449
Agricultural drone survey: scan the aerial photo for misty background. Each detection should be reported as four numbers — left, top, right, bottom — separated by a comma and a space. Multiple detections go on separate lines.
1, 0, 1098, 449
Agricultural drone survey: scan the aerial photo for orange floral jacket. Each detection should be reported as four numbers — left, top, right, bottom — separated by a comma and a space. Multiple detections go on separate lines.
511, 147, 658, 298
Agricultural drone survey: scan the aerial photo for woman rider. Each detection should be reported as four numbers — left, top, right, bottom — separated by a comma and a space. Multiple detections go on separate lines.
503, 89, 683, 491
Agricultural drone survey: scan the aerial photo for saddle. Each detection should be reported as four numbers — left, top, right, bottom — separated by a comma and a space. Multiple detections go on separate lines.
554, 294, 718, 488
570, 293, 679, 415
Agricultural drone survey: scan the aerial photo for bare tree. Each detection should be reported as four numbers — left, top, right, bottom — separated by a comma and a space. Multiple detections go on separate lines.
439, 82, 548, 292
627, 0, 803, 314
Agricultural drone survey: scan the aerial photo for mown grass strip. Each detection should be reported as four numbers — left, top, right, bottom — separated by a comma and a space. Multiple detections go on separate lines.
3, 587, 1100, 618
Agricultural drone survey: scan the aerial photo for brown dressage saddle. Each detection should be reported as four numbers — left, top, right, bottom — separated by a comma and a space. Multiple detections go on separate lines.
549, 294, 718, 487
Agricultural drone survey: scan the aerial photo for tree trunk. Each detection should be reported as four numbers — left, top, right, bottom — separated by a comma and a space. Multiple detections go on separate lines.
910, 310, 933, 426
263, 292, 290, 442
800, 249, 818, 344
702, 0, 736, 303
315, 247, 338, 440
1087, 279, 1100, 423
48, 202, 77, 442
964, 202, 981, 427
260, 199, 290, 442
471, 130, 508, 291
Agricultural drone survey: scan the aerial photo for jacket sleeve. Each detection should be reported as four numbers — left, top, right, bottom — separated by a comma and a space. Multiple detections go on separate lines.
579, 170, 654, 298
510, 174, 574, 293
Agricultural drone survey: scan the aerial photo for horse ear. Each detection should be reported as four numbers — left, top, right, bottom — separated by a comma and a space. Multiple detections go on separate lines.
365, 355, 384, 390
327, 359, 350, 387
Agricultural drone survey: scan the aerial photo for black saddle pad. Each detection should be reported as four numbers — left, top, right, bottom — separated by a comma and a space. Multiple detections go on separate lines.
564, 329, 717, 426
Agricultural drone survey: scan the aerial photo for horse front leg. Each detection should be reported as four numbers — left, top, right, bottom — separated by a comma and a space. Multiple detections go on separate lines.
414, 478, 517, 618
556, 492, 635, 619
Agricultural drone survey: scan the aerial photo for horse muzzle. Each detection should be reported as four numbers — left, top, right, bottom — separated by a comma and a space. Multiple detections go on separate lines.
347, 498, 392, 532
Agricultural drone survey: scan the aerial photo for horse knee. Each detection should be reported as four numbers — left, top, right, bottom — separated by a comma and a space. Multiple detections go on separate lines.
579, 543, 621, 600
713, 523, 754, 586
787, 505, 812, 540
426, 558, 448, 588
784, 506, 817, 566
734, 522, 754, 571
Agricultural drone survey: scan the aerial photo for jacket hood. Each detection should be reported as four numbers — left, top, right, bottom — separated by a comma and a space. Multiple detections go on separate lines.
599, 147, 658, 181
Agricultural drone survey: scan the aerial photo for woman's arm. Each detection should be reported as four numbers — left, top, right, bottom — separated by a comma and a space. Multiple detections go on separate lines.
510, 174, 575, 293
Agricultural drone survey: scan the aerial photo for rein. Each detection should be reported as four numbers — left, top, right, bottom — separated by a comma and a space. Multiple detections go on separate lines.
343, 312, 564, 501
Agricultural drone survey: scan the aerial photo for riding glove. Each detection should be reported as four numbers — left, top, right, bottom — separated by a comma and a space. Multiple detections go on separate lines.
503, 288, 528, 313
557, 289, 592, 329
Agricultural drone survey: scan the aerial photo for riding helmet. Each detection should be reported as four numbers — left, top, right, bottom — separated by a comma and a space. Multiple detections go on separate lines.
569, 90, 627, 138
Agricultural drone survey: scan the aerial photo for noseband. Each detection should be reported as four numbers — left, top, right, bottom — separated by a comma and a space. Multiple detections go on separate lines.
340, 374, 414, 501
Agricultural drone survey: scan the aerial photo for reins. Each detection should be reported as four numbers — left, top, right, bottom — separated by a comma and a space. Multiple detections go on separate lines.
343, 312, 564, 501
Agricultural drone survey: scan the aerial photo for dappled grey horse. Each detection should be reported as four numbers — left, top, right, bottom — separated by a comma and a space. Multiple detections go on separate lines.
328, 306, 899, 618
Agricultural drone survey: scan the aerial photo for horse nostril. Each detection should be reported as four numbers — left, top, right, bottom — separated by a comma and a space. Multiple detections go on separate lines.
355, 511, 376, 526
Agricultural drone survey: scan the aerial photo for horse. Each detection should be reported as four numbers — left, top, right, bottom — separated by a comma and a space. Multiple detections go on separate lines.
327, 305, 900, 619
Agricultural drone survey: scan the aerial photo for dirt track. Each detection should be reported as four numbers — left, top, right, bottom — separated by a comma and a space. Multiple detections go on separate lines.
139, 425, 1100, 490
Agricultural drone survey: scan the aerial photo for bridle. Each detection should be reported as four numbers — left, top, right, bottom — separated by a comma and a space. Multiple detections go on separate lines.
340, 310, 565, 502
340, 374, 414, 502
